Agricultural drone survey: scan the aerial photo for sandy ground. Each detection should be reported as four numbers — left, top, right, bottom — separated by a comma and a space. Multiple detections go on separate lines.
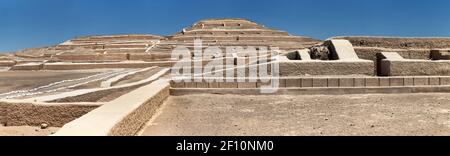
0, 70, 100, 93
0, 125, 59, 136
113, 67, 161, 86
95, 68, 162, 102
140, 93, 450, 136
0, 69, 139, 99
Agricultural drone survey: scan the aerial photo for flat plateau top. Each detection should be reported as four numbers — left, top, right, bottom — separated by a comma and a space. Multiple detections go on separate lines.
141, 93, 450, 136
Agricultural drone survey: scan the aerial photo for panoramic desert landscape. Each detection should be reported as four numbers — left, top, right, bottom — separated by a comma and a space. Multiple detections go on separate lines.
1, 18, 450, 136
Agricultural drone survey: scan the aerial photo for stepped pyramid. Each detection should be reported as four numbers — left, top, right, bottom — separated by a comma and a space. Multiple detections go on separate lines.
13, 18, 321, 62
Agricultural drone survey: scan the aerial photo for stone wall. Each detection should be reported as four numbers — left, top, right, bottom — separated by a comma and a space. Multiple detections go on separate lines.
1, 101, 100, 127
353, 47, 431, 75
42, 62, 172, 70
380, 60, 450, 76
354, 47, 430, 61
54, 53, 128, 61
334, 36, 450, 49
0, 61, 16, 67
10, 63, 43, 70
171, 76, 450, 88
279, 61, 375, 76
53, 79, 171, 136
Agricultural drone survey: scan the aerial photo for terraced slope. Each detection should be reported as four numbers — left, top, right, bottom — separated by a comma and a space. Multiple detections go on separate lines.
10, 18, 321, 63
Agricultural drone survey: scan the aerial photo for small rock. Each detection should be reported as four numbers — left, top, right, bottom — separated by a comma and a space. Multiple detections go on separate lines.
370, 125, 375, 128
40, 123, 49, 129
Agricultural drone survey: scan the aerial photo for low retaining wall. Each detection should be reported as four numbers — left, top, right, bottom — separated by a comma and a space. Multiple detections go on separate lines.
171, 86, 450, 96
53, 79, 170, 136
54, 54, 129, 61
26, 68, 169, 102
49, 85, 141, 103
279, 60, 375, 76
101, 67, 157, 87
10, 63, 43, 70
14, 58, 252, 71
43, 62, 172, 70
0, 61, 16, 67
354, 47, 431, 75
171, 76, 450, 88
0, 100, 101, 127
354, 47, 431, 61
380, 60, 450, 76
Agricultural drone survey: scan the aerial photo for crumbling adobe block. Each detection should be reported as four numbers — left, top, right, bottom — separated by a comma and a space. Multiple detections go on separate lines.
327, 39, 360, 60
354, 78, 365, 87
184, 82, 196, 88
430, 49, 450, 60
312, 78, 328, 87
378, 52, 450, 76
404, 77, 414, 86
301, 78, 313, 87
429, 77, 440, 85
414, 77, 429, 86
238, 82, 257, 88
390, 78, 404, 86
219, 82, 238, 88
379, 77, 390, 86
297, 49, 312, 60
440, 77, 450, 85
285, 78, 301, 88
339, 78, 354, 87
365, 77, 379, 86
327, 78, 339, 87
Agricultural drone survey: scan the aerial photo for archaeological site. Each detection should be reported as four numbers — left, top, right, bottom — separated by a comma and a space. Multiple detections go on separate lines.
2, 18, 450, 136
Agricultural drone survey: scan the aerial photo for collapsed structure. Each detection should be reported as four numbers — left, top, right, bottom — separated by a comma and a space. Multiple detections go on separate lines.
2, 18, 450, 136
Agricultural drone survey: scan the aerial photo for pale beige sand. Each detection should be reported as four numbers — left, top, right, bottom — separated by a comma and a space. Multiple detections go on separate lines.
141, 93, 450, 136
0, 125, 59, 136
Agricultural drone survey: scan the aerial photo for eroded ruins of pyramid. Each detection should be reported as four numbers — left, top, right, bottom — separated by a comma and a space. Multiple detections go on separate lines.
7, 18, 320, 63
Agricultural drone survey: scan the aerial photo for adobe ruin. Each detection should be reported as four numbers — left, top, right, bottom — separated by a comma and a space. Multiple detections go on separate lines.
2, 18, 450, 136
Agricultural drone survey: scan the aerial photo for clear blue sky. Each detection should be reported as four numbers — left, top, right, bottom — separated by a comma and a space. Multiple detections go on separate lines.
1, 0, 450, 52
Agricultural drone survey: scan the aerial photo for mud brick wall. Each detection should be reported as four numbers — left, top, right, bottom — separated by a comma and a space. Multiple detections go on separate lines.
10, 64, 43, 70
54, 80, 170, 136
279, 61, 375, 76
43, 62, 172, 70
354, 47, 431, 75
354, 47, 431, 62
0, 61, 16, 67
109, 83, 170, 136
1, 102, 99, 127
335, 37, 450, 49
103, 44, 147, 49
54, 54, 128, 61
380, 60, 450, 76
172, 76, 450, 89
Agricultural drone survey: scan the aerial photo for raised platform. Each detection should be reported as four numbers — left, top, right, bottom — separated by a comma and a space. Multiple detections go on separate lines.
379, 52, 450, 76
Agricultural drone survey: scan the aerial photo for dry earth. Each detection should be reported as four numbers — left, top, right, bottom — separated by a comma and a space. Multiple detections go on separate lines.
141, 93, 450, 136
0, 125, 59, 136
0, 70, 101, 93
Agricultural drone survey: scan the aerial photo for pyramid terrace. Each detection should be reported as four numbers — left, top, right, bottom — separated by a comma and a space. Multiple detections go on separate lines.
2, 18, 450, 136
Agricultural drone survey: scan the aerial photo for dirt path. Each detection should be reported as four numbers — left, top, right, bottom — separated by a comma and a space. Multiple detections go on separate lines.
0, 69, 137, 99
140, 93, 450, 136
0, 126, 59, 136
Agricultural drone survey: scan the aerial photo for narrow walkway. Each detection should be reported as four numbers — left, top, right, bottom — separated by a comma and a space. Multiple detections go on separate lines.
0, 69, 137, 99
